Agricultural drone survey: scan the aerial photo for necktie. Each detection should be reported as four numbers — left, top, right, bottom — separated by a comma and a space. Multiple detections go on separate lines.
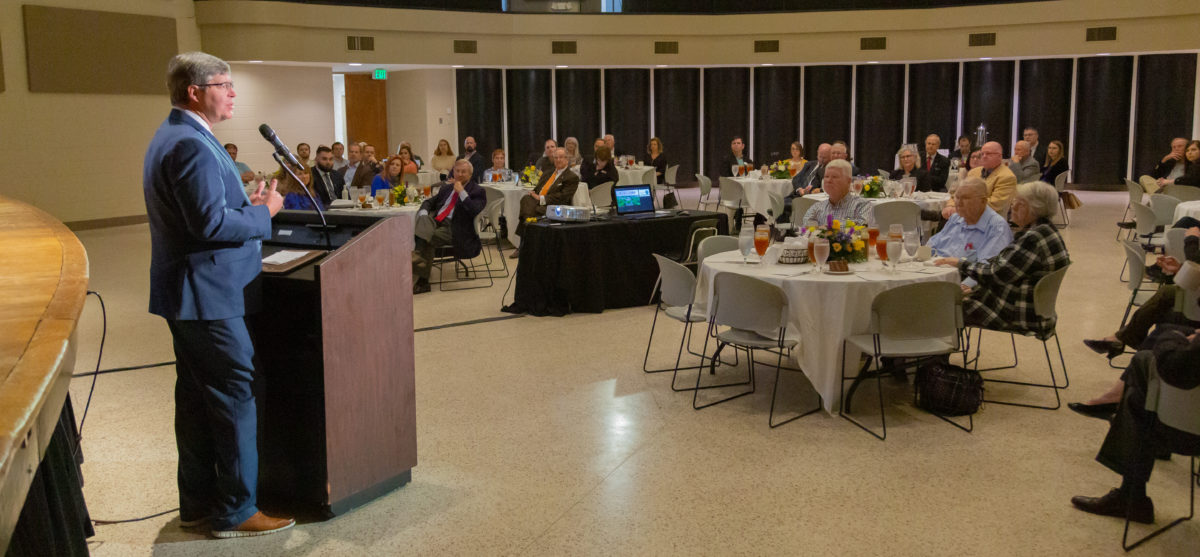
322, 171, 333, 200
926, 157, 932, 172
435, 192, 458, 223
540, 171, 559, 196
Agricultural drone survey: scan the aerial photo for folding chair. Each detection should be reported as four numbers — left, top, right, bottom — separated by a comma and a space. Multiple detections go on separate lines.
589, 181, 614, 214
1161, 184, 1200, 202
717, 177, 746, 232
1117, 179, 1144, 240
839, 282, 966, 440
791, 196, 819, 228
1053, 172, 1071, 228
643, 255, 712, 391
695, 174, 718, 211
872, 200, 922, 235
655, 164, 679, 208
431, 210, 495, 291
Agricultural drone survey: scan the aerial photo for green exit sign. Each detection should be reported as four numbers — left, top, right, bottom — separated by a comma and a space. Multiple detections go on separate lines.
372, 68, 387, 80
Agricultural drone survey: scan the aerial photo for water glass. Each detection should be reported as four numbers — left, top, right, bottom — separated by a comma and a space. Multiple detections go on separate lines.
903, 229, 920, 266
813, 239, 830, 273
886, 240, 903, 273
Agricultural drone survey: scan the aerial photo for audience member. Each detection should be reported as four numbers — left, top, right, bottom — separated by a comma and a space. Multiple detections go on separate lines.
604, 134, 623, 158
343, 142, 378, 191
331, 141, 347, 171
224, 143, 255, 184
398, 141, 423, 169
296, 142, 312, 168
514, 148, 579, 255
411, 159, 487, 294
920, 134, 951, 192
801, 142, 833, 193
647, 137, 667, 182
950, 135, 973, 162
936, 181, 1070, 332
563, 137, 583, 167
431, 139, 456, 178
1023, 127, 1047, 166
484, 148, 514, 182
801, 159, 874, 227
1009, 140, 1041, 184
1157, 139, 1200, 188
459, 136, 486, 183
943, 141, 1016, 219
370, 155, 407, 195
585, 146, 618, 190
892, 145, 932, 192
311, 145, 345, 205
720, 136, 755, 176
787, 141, 818, 191
927, 177, 1013, 287
274, 162, 318, 210
1039, 140, 1069, 185
829, 141, 859, 174
535, 139, 558, 174
580, 138, 606, 185
1150, 137, 1188, 181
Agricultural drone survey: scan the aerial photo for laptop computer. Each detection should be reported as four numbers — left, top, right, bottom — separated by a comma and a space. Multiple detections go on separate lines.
613, 184, 673, 219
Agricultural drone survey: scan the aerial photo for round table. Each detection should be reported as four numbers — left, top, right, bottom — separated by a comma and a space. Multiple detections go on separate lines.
327, 201, 420, 226
697, 250, 960, 412
734, 176, 793, 215
1173, 200, 1200, 223
803, 192, 951, 213
618, 166, 656, 186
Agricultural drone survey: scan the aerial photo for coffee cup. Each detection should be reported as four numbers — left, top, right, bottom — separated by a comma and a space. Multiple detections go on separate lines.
916, 245, 933, 262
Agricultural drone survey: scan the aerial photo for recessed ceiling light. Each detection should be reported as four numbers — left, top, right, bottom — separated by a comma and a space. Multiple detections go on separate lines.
656, 65, 668, 68
348, 63, 362, 67
556, 65, 568, 68
867, 61, 879, 64
248, 60, 263, 64
452, 65, 465, 68
761, 63, 773, 66
979, 57, 992, 61
1097, 52, 1111, 56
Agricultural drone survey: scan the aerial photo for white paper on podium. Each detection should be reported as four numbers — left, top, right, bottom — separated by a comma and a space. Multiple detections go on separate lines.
262, 250, 311, 266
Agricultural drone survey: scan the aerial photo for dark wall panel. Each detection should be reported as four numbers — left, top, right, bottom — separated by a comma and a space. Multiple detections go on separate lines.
1074, 56, 1133, 185
1016, 58, 1073, 158
506, 69, 552, 169
654, 68, 700, 184
907, 62, 959, 147
803, 65, 852, 156
555, 69, 601, 152
962, 61, 1015, 155
704, 67, 750, 181
854, 64, 905, 173
604, 69, 650, 159
753, 66, 801, 163
456, 69, 503, 167
1134, 53, 1196, 177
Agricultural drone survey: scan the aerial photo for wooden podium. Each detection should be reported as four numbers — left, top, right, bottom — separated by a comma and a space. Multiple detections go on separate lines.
253, 213, 416, 517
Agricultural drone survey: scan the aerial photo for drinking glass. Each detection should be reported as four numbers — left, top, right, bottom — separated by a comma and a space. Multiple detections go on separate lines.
876, 237, 889, 263
731, 165, 741, 178
738, 225, 755, 264
356, 188, 369, 208
851, 179, 864, 195
867, 227, 879, 250
375, 190, 388, 207
888, 224, 904, 241
813, 239, 830, 273
754, 225, 770, 258
903, 229, 920, 265
902, 177, 917, 197
423, 185, 432, 198
886, 239, 903, 274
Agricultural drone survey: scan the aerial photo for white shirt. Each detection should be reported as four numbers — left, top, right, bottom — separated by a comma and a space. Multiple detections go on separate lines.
180, 108, 212, 134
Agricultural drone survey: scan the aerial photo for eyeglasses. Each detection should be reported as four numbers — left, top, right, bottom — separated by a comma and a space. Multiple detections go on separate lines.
195, 81, 234, 91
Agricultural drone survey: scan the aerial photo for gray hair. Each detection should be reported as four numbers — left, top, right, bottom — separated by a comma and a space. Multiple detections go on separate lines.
1015, 181, 1059, 220
167, 52, 230, 106
896, 145, 918, 159
956, 177, 988, 199
826, 158, 853, 176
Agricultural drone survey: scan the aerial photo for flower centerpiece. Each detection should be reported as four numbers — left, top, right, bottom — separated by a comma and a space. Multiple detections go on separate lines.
520, 165, 542, 187
804, 216, 868, 263
769, 160, 792, 179
860, 175, 885, 198
390, 183, 409, 205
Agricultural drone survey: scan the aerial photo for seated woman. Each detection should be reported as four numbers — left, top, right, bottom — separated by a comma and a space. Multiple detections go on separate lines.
935, 181, 1071, 332
891, 145, 932, 192
397, 141, 423, 170
430, 139, 456, 179
646, 137, 667, 182
483, 148, 515, 182
274, 163, 319, 210
371, 155, 408, 195
1157, 139, 1200, 188
563, 137, 584, 167
1039, 140, 1069, 184
586, 146, 619, 190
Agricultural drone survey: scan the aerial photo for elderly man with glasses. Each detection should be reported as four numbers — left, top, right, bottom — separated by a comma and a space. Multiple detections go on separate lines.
927, 177, 1013, 288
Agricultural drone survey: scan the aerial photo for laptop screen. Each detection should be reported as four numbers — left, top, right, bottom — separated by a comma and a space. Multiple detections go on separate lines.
614, 185, 655, 215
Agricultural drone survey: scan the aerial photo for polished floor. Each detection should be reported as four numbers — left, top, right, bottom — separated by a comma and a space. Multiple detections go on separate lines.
68, 189, 1196, 555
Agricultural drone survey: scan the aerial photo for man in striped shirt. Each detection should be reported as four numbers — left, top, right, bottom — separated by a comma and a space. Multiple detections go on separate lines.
801, 159, 874, 228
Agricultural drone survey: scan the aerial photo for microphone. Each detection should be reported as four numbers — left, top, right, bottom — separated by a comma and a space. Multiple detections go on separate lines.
258, 124, 301, 167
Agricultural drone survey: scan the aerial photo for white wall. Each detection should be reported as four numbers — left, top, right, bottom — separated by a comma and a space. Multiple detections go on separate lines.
385, 69, 458, 163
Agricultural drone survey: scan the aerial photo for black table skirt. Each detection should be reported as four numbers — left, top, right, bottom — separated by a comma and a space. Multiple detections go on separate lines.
504, 211, 728, 316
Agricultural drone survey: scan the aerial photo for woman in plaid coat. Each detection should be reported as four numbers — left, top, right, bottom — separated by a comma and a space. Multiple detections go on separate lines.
936, 181, 1070, 333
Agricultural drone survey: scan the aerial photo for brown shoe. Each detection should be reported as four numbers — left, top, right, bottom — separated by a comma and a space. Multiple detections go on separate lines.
211, 511, 295, 538
508, 248, 520, 259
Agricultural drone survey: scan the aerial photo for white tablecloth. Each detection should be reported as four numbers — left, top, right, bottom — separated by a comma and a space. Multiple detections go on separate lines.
482, 180, 591, 247
618, 166, 656, 186
734, 176, 794, 215
697, 251, 959, 412
327, 202, 420, 225
1173, 200, 1200, 223
802, 192, 950, 213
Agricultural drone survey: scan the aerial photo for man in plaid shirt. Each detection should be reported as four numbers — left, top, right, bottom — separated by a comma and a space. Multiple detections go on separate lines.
801, 159, 875, 228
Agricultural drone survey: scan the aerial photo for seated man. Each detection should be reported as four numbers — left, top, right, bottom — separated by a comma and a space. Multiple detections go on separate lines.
1008, 140, 1040, 184
1071, 324, 1200, 524
512, 147, 580, 257
310, 145, 345, 206
224, 143, 255, 184
412, 159, 487, 294
579, 137, 606, 185
719, 137, 754, 177
801, 159, 873, 227
942, 141, 1016, 219
926, 177, 1013, 288
534, 139, 558, 174
1151, 137, 1189, 181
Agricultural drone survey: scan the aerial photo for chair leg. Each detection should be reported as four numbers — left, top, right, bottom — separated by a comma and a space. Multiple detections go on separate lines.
768, 350, 821, 428
1122, 456, 1197, 551
643, 306, 707, 376
979, 332, 1064, 411
692, 341, 756, 410
436, 253, 494, 291
838, 342, 887, 441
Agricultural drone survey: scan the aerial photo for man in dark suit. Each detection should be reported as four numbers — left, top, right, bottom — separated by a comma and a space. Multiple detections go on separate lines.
459, 136, 486, 183
143, 52, 293, 538
348, 143, 382, 191
534, 138, 558, 174
719, 136, 755, 177
1022, 127, 1047, 167
513, 147, 579, 257
920, 134, 951, 192
412, 159, 487, 294
311, 145, 345, 205
579, 137, 605, 185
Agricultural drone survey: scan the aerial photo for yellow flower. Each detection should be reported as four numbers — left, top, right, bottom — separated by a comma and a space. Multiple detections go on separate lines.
853, 240, 865, 251
831, 219, 841, 230
833, 243, 843, 252
846, 219, 857, 228
863, 183, 872, 191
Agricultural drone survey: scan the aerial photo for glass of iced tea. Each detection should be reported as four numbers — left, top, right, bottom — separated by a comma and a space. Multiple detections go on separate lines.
754, 225, 770, 258
876, 237, 889, 262
867, 227, 879, 250
375, 190, 388, 207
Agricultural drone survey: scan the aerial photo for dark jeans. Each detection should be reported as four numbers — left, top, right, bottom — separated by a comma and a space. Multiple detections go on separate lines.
1117, 285, 1200, 349
167, 318, 260, 530
412, 214, 453, 281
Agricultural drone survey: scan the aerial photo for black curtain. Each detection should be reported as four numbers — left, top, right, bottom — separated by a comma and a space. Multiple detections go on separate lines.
907, 62, 959, 147
1016, 58, 1073, 158
455, 69, 503, 166
854, 64, 905, 173
654, 68, 700, 184
604, 69, 650, 160
703, 67, 750, 182
753, 66, 801, 163
1134, 54, 1197, 177
962, 61, 1015, 155
1074, 56, 1133, 185
555, 69, 601, 153
506, 69, 552, 170
803, 65, 852, 155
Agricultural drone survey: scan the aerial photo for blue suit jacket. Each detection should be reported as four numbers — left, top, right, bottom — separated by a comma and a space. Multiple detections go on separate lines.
143, 109, 272, 320
419, 180, 487, 259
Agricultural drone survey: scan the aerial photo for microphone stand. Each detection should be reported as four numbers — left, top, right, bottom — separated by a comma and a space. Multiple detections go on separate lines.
272, 152, 333, 250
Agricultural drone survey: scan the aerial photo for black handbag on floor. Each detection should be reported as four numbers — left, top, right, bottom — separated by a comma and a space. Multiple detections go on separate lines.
914, 360, 983, 416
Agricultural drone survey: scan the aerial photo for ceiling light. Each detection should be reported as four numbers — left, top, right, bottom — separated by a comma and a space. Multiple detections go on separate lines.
452, 65, 465, 68
556, 65, 568, 68
1097, 52, 1111, 56
979, 57, 992, 61
867, 61, 879, 64
348, 63, 362, 67
761, 63, 773, 66
248, 60, 263, 64
656, 64, 668, 68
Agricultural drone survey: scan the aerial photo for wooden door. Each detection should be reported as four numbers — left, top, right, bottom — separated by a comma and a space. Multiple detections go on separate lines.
344, 73, 389, 155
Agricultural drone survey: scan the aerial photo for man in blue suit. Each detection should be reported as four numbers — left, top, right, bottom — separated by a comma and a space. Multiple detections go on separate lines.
143, 52, 293, 539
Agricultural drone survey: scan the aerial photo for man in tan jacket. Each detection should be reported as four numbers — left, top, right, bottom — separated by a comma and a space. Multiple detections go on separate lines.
942, 141, 1016, 220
